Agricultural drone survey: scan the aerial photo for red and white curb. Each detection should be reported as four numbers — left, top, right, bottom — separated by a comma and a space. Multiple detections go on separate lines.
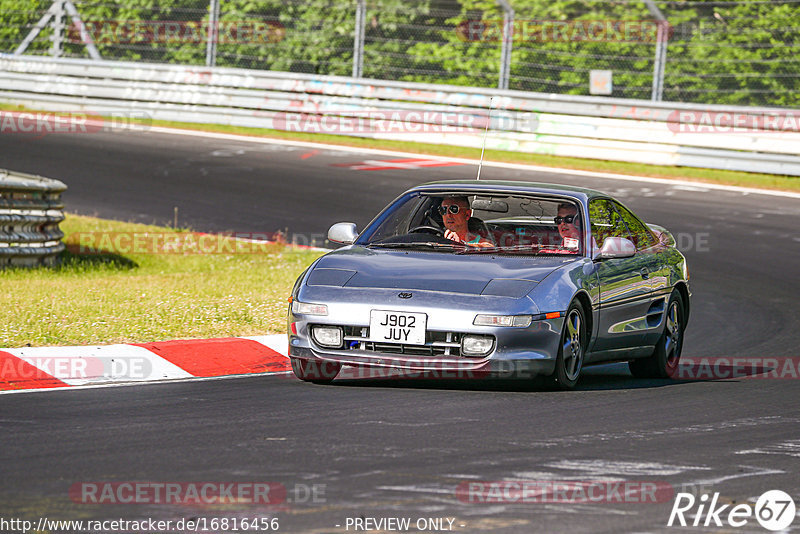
0, 334, 290, 394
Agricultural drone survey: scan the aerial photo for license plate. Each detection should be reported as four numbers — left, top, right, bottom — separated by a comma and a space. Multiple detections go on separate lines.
369, 310, 427, 345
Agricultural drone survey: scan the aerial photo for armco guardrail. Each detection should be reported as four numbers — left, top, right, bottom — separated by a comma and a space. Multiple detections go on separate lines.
0, 169, 67, 268
1, 55, 799, 176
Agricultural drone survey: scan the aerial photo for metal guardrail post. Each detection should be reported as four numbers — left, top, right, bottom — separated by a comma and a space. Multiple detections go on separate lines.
643, 0, 668, 102
206, 0, 221, 67
497, 0, 514, 91
0, 170, 67, 268
50, 0, 65, 58
353, 0, 366, 78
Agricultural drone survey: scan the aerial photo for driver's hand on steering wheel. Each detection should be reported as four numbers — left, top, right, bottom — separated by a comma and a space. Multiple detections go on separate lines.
445, 230, 493, 248
444, 229, 461, 243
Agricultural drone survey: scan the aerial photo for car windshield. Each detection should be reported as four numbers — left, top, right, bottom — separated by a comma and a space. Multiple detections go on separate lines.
356, 192, 584, 255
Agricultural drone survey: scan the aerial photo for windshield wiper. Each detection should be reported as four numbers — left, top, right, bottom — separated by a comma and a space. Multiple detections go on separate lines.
367, 241, 466, 250
457, 244, 576, 255
456, 244, 530, 254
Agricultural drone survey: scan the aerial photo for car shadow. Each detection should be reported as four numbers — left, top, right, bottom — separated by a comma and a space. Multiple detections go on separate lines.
326, 362, 714, 393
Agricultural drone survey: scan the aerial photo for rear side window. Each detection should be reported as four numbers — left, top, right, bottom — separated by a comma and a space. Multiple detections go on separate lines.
611, 201, 657, 250
588, 199, 627, 249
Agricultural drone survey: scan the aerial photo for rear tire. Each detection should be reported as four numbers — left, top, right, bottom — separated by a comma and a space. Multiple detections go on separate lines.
629, 291, 685, 379
290, 357, 341, 384
549, 301, 587, 390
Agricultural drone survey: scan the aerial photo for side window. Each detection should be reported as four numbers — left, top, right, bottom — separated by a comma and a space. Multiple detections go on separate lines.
611, 202, 657, 250
361, 193, 424, 242
589, 199, 627, 249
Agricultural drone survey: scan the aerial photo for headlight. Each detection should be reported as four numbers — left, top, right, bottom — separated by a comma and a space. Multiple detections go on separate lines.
312, 326, 343, 348
292, 300, 328, 316
473, 314, 532, 327
461, 335, 494, 357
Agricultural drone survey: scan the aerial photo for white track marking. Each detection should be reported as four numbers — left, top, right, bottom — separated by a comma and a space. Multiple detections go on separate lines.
144, 125, 800, 199
541, 460, 710, 477
736, 439, 800, 458
678, 465, 785, 487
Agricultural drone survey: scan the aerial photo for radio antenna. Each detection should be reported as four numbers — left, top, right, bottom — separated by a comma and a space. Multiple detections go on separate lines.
476, 96, 494, 181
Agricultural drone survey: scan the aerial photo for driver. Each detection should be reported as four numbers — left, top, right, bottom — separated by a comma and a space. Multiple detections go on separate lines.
440, 196, 492, 247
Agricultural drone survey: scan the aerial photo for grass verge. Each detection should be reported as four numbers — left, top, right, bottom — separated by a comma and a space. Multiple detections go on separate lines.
1, 102, 798, 192
0, 214, 324, 347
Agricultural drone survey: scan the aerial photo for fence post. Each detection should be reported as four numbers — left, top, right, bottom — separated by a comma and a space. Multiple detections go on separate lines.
14, 0, 101, 59
643, 0, 667, 101
353, 0, 366, 78
497, 0, 513, 90
63, 0, 101, 60
206, 0, 220, 67
50, 0, 65, 57
651, 21, 668, 101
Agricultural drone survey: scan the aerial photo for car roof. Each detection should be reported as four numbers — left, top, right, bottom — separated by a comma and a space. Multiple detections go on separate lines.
410, 180, 607, 202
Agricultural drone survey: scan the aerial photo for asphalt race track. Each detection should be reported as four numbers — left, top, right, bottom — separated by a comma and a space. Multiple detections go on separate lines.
1, 128, 799, 533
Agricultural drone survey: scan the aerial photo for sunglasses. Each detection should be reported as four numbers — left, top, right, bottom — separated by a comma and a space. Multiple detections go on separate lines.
554, 214, 578, 225
438, 205, 464, 215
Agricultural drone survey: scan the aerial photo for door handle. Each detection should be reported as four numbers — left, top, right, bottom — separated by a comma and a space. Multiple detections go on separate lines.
640, 268, 649, 279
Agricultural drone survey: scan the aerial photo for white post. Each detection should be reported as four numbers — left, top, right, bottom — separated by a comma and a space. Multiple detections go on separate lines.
643, 0, 668, 101
206, 0, 220, 67
353, 0, 366, 78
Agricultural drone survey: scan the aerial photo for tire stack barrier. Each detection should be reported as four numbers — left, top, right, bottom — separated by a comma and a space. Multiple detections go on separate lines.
0, 169, 67, 267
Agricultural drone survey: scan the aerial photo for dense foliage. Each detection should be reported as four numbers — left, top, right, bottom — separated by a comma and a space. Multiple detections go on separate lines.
1, 0, 797, 106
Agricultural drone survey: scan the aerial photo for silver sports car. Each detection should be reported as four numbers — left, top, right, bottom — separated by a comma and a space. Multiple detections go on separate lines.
287, 180, 690, 389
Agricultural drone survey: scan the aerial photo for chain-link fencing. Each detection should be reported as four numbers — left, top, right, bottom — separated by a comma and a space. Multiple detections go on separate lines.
1, 0, 797, 107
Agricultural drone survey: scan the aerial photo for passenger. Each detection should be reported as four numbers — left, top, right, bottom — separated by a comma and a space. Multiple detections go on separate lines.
555, 203, 583, 251
439, 196, 492, 247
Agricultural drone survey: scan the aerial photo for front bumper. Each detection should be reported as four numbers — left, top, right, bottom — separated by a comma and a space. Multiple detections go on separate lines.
287, 313, 564, 379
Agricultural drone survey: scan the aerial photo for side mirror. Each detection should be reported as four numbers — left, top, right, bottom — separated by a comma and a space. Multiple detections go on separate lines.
646, 223, 676, 247
594, 236, 636, 260
328, 222, 358, 245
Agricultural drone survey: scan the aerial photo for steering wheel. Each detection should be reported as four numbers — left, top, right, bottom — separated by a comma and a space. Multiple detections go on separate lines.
408, 225, 444, 236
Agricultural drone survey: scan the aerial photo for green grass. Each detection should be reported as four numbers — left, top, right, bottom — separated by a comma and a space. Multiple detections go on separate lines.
0, 214, 324, 347
1, 102, 796, 192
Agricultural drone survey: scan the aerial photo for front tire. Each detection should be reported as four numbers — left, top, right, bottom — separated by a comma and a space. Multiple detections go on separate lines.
550, 301, 587, 390
290, 357, 341, 384
629, 291, 685, 379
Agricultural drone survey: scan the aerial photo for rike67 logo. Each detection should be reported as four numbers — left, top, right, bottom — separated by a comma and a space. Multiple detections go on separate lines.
668, 490, 796, 531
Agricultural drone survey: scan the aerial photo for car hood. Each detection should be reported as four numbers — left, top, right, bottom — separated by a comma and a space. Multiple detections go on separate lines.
306, 246, 576, 298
